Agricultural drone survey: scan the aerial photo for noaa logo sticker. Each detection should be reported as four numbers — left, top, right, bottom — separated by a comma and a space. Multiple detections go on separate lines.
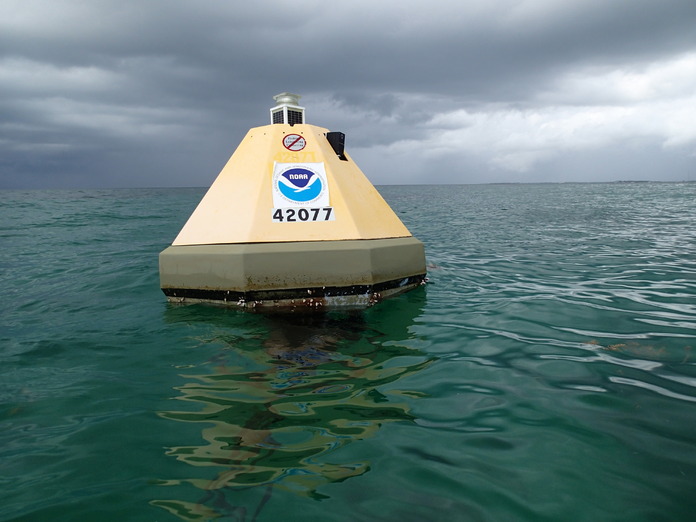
273, 163, 329, 207
278, 167, 322, 202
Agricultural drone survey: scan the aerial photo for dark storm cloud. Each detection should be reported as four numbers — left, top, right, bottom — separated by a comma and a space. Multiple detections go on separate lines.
1, 0, 695, 188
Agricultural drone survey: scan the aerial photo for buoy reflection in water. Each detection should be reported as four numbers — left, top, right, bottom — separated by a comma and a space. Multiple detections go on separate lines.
153, 308, 433, 519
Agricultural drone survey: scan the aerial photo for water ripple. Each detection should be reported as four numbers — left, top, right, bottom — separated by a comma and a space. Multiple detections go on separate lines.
3, 184, 696, 521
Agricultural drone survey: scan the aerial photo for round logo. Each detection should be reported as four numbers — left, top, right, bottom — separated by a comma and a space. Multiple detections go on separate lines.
276, 167, 323, 202
283, 134, 306, 151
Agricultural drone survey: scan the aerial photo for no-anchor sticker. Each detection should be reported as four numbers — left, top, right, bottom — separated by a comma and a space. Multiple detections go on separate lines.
282, 134, 306, 151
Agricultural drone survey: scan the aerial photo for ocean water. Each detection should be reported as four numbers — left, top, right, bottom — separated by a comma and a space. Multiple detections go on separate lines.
2, 182, 696, 522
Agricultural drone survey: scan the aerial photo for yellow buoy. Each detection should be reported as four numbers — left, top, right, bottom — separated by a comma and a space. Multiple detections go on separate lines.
159, 93, 426, 310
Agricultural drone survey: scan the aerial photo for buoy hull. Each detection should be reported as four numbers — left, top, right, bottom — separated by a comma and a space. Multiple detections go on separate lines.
159, 237, 426, 310
159, 111, 427, 310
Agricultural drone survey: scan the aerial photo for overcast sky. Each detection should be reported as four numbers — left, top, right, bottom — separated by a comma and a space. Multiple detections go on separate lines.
1, 0, 695, 189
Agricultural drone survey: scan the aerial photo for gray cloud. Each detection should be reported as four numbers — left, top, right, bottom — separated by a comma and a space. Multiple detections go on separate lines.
1, 0, 695, 188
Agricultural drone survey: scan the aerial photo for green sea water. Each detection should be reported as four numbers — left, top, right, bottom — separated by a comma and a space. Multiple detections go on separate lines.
2, 183, 696, 521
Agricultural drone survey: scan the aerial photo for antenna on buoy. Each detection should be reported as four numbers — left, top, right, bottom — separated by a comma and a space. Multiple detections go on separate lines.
270, 92, 305, 125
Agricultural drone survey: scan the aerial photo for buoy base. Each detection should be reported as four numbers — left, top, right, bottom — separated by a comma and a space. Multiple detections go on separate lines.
159, 237, 426, 311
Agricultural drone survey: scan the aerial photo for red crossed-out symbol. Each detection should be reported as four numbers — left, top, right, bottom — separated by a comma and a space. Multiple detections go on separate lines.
283, 134, 306, 151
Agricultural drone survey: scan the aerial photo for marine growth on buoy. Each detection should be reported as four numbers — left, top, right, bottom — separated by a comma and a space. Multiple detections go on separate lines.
159, 93, 427, 310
